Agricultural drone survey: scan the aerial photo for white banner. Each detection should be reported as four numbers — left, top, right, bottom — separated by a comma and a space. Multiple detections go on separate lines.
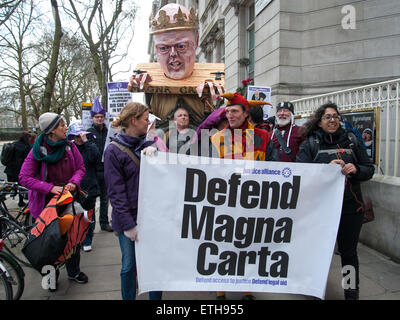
136, 154, 345, 299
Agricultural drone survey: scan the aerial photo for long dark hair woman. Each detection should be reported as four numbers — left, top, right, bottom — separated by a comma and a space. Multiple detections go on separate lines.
296, 102, 375, 300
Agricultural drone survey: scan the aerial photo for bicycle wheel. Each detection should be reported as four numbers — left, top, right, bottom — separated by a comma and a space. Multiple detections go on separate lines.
0, 251, 25, 300
0, 265, 13, 300
0, 217, 32, 268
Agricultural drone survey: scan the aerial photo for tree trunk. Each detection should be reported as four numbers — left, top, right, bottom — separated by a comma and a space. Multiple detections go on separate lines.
41, 0, 63, 114
18, 77, 28, 130
16, 45, 28, 130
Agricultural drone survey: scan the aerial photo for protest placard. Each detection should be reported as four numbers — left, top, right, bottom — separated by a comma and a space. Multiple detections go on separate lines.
136, 154, 345, 299
247, 86, 272, 120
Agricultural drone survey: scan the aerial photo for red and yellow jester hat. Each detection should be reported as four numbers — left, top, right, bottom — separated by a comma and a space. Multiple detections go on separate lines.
221, 92, 271, 111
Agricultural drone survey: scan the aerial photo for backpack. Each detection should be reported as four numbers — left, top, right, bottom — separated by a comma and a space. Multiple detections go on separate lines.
22, 191, 93, 272
308, 131, 359, 162
55, 207, 93, 266
1, 142, 15, 166
22, 192, 72, 271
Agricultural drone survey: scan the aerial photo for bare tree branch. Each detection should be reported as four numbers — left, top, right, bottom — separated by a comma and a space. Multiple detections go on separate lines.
0, 0, 24, 27
63, 0, 137, 109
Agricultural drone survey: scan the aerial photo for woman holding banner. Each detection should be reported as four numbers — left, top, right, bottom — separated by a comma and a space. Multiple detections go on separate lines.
296, 102, 374, 300
103, 102, 162, 300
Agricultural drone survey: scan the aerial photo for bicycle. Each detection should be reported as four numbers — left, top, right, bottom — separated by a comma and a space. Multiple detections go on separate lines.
0, 213, 31, 268
0, 182, 32, 268
0, 182, 32, 230
0, 238, 25, 300
0, 239, 13, 300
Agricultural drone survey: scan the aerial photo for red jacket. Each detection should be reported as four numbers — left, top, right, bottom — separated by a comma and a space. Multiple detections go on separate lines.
271, 123, 305, 162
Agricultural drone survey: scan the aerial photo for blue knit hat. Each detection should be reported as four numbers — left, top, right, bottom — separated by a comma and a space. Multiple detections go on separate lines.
90, 96, 106, 117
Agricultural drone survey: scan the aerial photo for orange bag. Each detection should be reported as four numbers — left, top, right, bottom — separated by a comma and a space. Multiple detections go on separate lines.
22, 191, 94, 271
55, 208, 93, 265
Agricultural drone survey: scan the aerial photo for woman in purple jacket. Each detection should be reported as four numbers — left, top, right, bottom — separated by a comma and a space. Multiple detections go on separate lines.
19, 112, 88, 289
104, 102, 162, 300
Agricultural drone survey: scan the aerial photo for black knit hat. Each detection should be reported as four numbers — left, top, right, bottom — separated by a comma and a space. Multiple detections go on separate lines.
276, 101, 294, 114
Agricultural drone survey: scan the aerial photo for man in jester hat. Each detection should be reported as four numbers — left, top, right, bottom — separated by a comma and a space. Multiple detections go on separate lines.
208, 92, 277, 300
210, 92, 278, 162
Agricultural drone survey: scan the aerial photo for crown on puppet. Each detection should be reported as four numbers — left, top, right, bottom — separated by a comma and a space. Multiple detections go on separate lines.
150, 4, 199, 35
221, 92, 271, 111
90, 96, 106, 117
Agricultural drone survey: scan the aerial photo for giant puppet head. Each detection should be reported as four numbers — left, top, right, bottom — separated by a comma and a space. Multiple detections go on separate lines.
150, 4, 199, 80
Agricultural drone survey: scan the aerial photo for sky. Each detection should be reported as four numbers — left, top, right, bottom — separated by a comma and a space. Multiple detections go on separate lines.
114, 1, 153, 81
5, 0, 153, 105
114, 1, 153, 102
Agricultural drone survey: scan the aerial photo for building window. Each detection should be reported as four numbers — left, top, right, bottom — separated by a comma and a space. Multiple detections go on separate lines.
247, 3, 255, 79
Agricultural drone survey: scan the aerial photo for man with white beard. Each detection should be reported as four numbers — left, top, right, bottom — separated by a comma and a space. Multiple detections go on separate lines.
271, 102, 305, 162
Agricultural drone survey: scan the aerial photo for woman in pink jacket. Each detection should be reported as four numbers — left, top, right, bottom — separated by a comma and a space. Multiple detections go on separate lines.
19, 112, 88, 290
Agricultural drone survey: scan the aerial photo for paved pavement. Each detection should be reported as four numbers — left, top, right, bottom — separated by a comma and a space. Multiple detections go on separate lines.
6, 199, 397, 301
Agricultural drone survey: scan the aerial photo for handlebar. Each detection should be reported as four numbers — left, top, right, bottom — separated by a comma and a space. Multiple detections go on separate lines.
0, 181, 28, 198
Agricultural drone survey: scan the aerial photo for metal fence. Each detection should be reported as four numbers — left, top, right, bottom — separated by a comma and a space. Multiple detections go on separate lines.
292, 78, 400, 178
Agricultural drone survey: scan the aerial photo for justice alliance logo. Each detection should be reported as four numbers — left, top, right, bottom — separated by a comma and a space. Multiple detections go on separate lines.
282, 167, 292, 178
242, 167, 292, 178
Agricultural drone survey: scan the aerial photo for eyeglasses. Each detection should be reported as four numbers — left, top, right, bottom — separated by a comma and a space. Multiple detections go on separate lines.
155, 41, 194, 55
321, 114, 340, 121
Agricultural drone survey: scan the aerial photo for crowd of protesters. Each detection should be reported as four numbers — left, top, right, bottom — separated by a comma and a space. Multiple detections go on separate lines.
3, 90, 374, 301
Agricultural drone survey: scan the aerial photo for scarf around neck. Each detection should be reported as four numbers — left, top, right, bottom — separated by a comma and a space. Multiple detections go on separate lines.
32, 133, 67, 163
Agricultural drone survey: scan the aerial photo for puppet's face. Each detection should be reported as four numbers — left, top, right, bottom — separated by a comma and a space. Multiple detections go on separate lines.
154, 30, 198, 80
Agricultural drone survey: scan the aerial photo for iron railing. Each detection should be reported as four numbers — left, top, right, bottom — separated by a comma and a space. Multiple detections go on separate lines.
292, 78, 400, 178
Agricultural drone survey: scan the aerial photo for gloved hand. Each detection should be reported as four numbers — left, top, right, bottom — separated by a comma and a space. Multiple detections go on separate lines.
124, 226, 138, 241
143, 146, 157, 157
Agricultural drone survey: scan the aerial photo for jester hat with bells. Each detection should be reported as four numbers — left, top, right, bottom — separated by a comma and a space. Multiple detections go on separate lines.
221, 92, 271, 112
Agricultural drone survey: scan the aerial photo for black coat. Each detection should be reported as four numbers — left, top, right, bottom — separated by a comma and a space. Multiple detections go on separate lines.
296, 127, 375, 215
76, 141, 100, 198
87, 123, 108, 172
4, 140, 31, 180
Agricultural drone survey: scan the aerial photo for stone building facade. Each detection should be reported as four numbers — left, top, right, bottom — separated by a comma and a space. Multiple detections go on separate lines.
149, 0, 400, 109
